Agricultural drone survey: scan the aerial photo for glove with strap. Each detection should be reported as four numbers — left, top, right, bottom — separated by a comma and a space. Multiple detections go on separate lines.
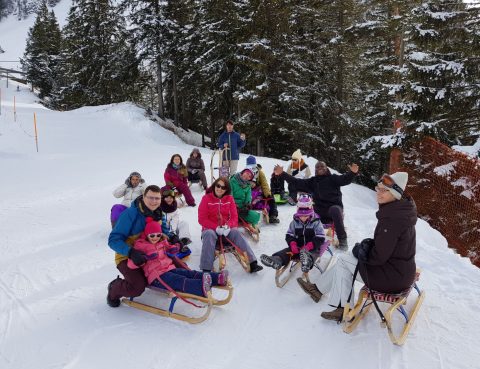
128, 248, 147, 267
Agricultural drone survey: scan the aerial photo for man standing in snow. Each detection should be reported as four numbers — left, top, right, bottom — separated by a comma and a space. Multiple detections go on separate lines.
217, 120, 246, 174
274, 161, 359, 251
106, 185, 164, 307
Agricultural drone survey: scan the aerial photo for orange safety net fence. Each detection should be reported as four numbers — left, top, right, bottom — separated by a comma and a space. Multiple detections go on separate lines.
401, 137, 480, 267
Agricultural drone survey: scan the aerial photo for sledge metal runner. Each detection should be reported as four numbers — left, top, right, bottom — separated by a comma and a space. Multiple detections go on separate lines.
214, 235, 250, 273
342, 269, 425, 345
122, 282, 233, 324
210, 148, 230, 183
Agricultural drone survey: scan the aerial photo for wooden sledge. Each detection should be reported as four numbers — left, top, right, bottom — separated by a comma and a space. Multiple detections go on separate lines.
122, 283, 233, 324
210, 148, 230, 183
215, 237, 251, 273
275, 246, 334, 288
342, 270, 425, 345
239, 216, 260, 242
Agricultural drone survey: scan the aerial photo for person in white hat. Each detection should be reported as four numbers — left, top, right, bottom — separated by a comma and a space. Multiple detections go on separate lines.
285, 149, 311, 204
296, 172, 417, 322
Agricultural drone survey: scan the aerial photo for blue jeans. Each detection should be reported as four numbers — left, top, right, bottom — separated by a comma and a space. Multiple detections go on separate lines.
151, 268, 221, 297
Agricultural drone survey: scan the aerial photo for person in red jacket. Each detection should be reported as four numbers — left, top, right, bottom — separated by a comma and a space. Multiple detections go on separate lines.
164, 154, 196, 207
198, 177, 263, 273
128, 218, 229, 297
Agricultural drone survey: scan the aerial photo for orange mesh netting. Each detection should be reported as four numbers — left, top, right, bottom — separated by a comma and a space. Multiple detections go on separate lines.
402, 137, 480, 267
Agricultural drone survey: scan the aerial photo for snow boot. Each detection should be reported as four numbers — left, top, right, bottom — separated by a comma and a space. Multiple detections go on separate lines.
202, 273, 212, 297
299, 249, 314, 273
180, 237, 192, 246
320, 307, 344, 321
217, 270, 229, 286
249, 260, 264, 273
260, 254, 283, 270
338, 238, 348, 252
269, 215, 280, 224
296, 277, 322, 303
107, 277, 121, 308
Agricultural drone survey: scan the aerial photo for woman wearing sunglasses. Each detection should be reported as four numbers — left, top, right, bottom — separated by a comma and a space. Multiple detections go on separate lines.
198, 177, 263, 273
296, 172, 417, 322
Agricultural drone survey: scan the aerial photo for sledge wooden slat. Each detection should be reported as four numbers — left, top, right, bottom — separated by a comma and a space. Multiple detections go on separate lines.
342, 270, 424, 345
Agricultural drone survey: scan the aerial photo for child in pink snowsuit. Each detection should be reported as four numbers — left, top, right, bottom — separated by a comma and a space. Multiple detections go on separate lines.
128, 218, 228, 297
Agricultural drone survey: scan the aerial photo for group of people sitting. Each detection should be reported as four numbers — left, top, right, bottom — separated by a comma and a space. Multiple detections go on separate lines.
106, 145, 417, 323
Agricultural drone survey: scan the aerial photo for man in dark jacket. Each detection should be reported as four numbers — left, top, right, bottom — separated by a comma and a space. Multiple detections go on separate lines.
274, 161, 359, 250
106, 185, 164, 308
296, 172, 417, 322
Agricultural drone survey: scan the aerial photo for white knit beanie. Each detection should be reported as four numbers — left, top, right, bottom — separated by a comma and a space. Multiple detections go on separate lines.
379, 172, 408, 200
291, 149, 302, 161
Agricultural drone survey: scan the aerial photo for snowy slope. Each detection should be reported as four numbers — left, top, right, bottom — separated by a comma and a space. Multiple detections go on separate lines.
1, 79, 480, 369
0, 0, 72, 70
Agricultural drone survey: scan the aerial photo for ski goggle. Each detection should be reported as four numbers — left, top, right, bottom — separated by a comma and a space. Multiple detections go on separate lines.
162, 190, 175, 197
378, 174, 404, 197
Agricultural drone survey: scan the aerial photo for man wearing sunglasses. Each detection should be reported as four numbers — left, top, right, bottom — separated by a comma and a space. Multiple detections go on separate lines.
274, 161, 359, 251
106, 185, 166, 308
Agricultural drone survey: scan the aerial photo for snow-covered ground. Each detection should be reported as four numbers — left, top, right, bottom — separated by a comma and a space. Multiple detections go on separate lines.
1, 79, 480, 369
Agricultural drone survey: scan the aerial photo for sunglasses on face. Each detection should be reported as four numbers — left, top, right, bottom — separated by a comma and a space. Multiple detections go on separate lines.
215, 184, 227, 190
147, 233, 162, 238
292, 159, 298, 162
378, 174, 404, 197
145, 195, 161, 201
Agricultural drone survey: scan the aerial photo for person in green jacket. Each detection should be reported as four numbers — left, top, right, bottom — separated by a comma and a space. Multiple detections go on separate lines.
230, 167, 261, 226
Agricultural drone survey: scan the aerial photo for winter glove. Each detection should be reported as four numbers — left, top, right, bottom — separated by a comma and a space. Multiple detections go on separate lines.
169, 233, 181, 246
221, 225, 231, 237
128, 248, 147, 267
216, 226, 224, 236
304, 242, 314, 252
355, 238, 375, 262
289, 241, 299, 255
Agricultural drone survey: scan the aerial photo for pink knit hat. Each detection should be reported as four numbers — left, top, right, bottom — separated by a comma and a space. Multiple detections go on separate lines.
144, 217, 162, 235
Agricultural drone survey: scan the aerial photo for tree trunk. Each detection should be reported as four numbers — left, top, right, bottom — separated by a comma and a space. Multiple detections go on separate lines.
156, 56, 164, 119
173, 71, 179, 126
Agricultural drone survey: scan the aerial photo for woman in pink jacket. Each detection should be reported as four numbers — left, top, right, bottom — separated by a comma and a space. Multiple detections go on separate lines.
164, 154, 196, 206
198, 177, 263, 273
128, 218, 228, 297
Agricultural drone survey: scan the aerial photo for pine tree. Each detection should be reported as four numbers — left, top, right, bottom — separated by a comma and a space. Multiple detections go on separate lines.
54, 0, 139, 109
21, 0, 61, 98
401, 0, 480, 146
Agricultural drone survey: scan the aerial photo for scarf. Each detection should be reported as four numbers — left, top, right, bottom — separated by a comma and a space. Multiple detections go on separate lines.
160, 200, 177, 214
234, 172, 250, 188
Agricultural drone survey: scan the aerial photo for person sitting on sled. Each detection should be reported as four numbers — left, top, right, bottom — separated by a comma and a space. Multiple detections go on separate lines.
160, 186, 192, 254
245, 155, 279, 224
198, 177, 263, 273
164, 154, 196, 207
186, 148, 208, 190
285, 149, 311, 204
229, 167, 261, 228
127, 218, 229, 297
260, 194, 326, 273
110, 171, 146, 227
296, 172, 417, 321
